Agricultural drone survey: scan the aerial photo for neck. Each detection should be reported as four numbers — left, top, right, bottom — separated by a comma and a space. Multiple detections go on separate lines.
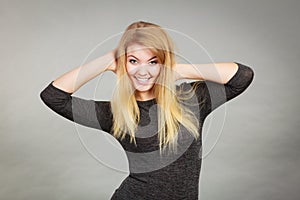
135, 90, 155, 101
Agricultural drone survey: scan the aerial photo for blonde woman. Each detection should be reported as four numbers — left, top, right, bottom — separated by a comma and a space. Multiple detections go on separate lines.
40, 21, 254, 199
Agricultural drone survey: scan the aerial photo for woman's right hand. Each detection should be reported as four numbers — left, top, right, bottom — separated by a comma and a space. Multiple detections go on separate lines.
107, 48, 117, 73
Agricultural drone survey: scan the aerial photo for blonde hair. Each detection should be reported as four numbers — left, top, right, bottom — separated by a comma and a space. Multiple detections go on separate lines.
111, 21, 202, 154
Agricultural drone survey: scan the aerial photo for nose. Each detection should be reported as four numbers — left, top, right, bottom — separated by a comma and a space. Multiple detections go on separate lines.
136, 64, 150, 75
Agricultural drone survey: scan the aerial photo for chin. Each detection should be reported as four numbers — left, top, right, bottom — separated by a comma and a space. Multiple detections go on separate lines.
133, 83, 156, 92
134, 85, 154, 92
131, 79, 155, 91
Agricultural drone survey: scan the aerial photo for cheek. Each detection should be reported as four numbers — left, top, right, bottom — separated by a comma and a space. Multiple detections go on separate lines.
125, 64, 135, 75
152, 66, 162, 77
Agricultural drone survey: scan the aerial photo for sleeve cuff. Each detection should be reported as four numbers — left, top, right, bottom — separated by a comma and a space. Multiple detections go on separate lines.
224, 62, 252, 86
48, 81, 73, 95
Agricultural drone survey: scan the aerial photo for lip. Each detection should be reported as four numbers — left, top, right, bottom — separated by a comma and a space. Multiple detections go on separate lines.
134, 76, 152, 85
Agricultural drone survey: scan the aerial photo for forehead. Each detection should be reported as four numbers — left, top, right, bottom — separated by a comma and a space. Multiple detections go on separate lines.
126, 43, 156, 57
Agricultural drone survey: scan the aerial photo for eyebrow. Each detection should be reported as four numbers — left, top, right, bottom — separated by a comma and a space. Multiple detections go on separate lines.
127, 55, 157, 61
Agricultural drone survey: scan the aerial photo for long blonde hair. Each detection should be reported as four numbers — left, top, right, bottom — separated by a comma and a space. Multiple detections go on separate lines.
111, 21, 202, 154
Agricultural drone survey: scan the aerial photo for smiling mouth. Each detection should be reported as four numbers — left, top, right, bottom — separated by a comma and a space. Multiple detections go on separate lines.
135, 76, 152, 84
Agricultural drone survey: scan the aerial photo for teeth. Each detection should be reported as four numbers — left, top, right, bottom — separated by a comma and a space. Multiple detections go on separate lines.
136, 77, 150, 82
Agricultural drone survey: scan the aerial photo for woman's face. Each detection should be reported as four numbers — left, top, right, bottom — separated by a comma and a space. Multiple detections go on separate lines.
126, 43, 162, 100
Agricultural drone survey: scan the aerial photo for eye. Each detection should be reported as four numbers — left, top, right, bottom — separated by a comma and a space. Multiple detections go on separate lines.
149, 60, 158, 65
129, 59, 137, 64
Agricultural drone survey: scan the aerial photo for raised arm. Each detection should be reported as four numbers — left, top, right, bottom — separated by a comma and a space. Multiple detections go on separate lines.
174, 62, 239, 84
52, 49, 117, 94
40, 50, 117, 133
177, 62, 254, 120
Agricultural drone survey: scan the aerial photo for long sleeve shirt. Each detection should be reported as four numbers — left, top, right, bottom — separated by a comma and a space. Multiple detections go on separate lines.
40, 62, 254, 200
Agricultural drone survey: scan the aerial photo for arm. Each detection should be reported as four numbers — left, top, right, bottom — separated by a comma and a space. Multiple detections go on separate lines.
174, 62, 239, 84
178, 62, 254, 120
40, 50, 117, 132
52, 49, 117, 94
40, 82, 113, 132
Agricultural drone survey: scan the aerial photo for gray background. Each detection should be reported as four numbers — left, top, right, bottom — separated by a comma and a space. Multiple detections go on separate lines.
1, 0, 299, 199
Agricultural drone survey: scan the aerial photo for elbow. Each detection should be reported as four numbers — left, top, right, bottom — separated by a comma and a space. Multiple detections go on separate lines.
40, 89, 47, 104
40, 89, 52, 108
234, 62, 255, 85
245, 65, 255, 86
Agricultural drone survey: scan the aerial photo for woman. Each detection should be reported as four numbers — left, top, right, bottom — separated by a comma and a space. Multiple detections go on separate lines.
40, 21, 254, 200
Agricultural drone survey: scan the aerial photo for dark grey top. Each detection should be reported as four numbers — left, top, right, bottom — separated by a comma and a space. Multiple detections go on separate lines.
40, 62, 254, 200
